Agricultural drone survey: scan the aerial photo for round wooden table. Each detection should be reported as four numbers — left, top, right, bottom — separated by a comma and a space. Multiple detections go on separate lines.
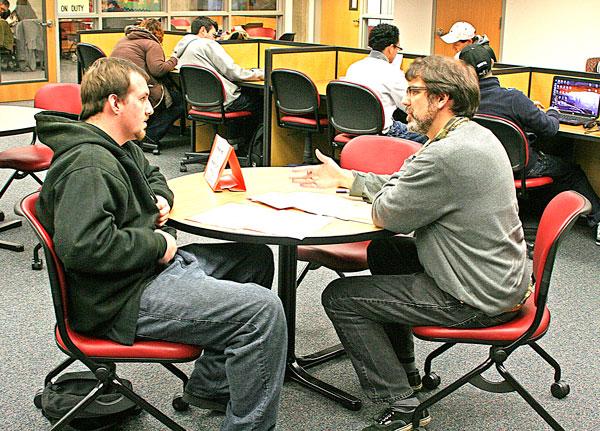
168, 167, 391, 410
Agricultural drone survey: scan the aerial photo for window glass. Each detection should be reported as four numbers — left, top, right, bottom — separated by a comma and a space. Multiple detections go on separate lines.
365, 0, 392, 14
101, 0, 161, 12
230, 16, 276, 30
170, 0, 224, 12
170, 16, 223, 32
102, 16, 160, 29
59, 19, 94, 60
232, 0, 276, 11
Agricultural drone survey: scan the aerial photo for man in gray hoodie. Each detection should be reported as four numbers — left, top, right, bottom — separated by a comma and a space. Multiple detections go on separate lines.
172, 17, 263, 150
291, 55, 529, 431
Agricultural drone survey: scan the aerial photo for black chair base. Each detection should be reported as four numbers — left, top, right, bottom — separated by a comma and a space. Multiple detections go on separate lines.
136, 140, 161, 156
36, 357, 191, 431
180, 151, 210, 172
0, 211, 24, 252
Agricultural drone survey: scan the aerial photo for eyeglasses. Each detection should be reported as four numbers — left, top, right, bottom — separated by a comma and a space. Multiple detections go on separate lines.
406, 86, 428, 97
393, 44, 403, 52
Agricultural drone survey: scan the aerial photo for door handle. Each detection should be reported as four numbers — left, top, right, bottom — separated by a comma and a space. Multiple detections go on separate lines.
435, 28, 445, 36
41, 20, 54, 28
352, 19, 359, 24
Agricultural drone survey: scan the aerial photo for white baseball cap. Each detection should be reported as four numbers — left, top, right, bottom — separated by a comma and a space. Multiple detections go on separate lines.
441, 22, 476, 44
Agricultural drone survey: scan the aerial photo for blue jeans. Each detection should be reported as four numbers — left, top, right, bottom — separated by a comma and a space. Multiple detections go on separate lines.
386, 120, 429, 144
147, 88, 185, 142
136, 243, 287, 431
321, 237, 518, 405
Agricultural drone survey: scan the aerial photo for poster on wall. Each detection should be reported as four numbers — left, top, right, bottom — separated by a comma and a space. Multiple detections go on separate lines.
58, 0, 91, 14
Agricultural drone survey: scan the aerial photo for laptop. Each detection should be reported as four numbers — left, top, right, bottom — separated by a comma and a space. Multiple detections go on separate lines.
549, 76, 600, 125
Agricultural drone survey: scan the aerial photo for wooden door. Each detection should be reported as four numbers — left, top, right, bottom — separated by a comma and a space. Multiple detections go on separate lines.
320, 0, 361, 47
0, 0, 58, 102
433, 0, 503, 59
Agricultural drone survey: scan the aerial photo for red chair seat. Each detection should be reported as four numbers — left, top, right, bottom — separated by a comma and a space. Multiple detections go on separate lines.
298, 241, 370, 272
413, 296, 550, 343
56, 326, 202, 361
515, 176, 553, 189
189, 108, 252, 120
0, 144, 53, 171
280, 115, 328, 127
333, 133, 356, 144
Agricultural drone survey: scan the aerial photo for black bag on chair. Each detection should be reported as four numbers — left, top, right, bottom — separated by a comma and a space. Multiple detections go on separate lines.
247, 123, 264, 167
39, 371, 141, 430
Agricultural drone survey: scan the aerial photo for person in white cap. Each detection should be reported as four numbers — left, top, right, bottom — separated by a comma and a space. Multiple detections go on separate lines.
441, 21, 494, 59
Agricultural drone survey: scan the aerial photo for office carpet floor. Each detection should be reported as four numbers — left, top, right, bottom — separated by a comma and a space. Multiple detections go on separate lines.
1, 106, 599, 430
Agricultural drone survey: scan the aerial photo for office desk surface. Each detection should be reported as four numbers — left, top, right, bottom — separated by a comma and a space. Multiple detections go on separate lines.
558, 123, 600, 143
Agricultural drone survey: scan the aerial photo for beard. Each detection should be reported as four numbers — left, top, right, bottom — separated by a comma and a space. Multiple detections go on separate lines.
407, 102, 438, 136
135, 129, 146, 141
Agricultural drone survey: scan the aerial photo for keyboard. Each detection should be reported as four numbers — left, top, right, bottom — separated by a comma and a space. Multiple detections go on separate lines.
557, 112, 592, 126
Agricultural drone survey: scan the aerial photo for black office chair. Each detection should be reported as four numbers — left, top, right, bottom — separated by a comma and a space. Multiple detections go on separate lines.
179, 65, 253, 172
278, 32, 295, 41
326, 80, 385, 157
270, 69, 328, 164
75, 43, 106, 84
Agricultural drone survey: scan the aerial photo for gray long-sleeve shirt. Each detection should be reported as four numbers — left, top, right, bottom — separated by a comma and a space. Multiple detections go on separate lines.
172, 34, 263, 107
350, 120, 528, 316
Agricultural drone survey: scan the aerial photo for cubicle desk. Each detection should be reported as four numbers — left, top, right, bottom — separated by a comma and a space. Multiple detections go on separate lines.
167, 167, 391, 410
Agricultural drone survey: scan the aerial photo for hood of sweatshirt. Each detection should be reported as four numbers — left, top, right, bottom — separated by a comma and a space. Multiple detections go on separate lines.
124, 25, 160, 43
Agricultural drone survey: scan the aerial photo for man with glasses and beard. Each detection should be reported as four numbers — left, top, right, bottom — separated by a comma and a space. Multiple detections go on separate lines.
291, 55, 529, 431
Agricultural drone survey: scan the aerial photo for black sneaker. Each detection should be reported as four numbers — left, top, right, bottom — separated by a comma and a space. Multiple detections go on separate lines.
407, 371, 422, 392
182, 390, 229, 413
361, 407, 431, 431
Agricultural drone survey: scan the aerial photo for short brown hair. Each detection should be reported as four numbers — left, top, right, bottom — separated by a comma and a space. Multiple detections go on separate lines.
140, 18, 164, 43
406, 55, 480, 118
80, 57, 149, 121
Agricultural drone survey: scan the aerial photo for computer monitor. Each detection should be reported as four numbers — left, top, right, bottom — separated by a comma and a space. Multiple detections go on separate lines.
550, 76, 600, 118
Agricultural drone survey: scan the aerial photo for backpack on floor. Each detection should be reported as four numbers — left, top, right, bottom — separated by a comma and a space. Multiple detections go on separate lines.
39, 371, 141, 430
247, 123, 264, 167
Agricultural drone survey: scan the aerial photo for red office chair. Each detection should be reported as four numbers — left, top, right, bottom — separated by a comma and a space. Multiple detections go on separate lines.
245, 27, 276, 39
20, 192, 203, 431
179, 64, 254, 172
170, 18, 190, 30
326, 80, 385, 157
295, 135, 422, 366
473, 113, 554, 199
0, 84, 79, 258
271, 69, 328, 164
411, 191, 591, 431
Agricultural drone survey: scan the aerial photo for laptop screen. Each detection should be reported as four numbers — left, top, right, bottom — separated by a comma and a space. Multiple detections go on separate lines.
550, 76, 600, 117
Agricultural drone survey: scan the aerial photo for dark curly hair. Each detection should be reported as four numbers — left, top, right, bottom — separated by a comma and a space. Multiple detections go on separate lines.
368, 23, 399, 52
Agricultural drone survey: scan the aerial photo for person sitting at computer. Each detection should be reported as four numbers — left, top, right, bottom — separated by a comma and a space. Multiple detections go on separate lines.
343, 23, 427, 143
441, 21, 495, 60
111, 18, 182, 147
171, 16, 263, 153
460, 44, 600, 245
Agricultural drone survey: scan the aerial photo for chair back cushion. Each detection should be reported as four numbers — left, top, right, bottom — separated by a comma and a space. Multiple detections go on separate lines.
340, 135, 422, 173
585, 57, 600, 73
271, 69, 320, 117
179, 65, 226, 111
327, 80, 385, 136
34, 83, 82, 115
76, 43, 105, 72
246, 27, 276, 39
532, 191, 591, 305
473, 113, 528, 171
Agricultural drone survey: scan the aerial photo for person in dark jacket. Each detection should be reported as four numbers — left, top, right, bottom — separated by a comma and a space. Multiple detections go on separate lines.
34, 57, 287, 430
111, 18, 183, 148
460, 44, 600, 245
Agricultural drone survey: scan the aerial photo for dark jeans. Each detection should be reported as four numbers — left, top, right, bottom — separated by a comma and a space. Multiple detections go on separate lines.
321, 236, 516, 404
146, 88, 185, 142
526, 150, 600, 225
136, 243, 287, 431
386, 120, 429, 144
225, 88, 263, 155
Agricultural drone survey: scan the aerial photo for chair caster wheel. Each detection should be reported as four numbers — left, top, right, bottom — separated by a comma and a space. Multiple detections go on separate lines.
32, 260, 43, 270
551, 380, 570, 399
180, 164, 188, 173
422, 372, 441, 390
152, 149, 161, 155
33, 388, 43, 409
172, 393, 189, 411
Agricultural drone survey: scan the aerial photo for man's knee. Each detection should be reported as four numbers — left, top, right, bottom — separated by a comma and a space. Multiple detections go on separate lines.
321, 277, 352, 314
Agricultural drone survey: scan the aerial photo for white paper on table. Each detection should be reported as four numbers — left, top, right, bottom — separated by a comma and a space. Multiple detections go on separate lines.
248, 192, 373, 224
186, 202, 333, 240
